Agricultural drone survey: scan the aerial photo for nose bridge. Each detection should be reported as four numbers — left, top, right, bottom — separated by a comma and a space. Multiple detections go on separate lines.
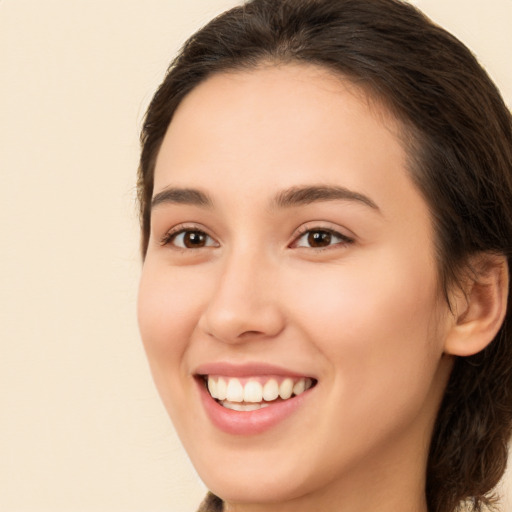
199, 242, 284, 343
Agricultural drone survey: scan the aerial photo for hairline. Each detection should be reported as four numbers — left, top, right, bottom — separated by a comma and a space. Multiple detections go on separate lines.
142, 59, 443, 280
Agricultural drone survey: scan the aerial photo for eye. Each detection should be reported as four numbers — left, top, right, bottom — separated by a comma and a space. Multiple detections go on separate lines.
292, 228, 353, 249
162, 229, 218, 249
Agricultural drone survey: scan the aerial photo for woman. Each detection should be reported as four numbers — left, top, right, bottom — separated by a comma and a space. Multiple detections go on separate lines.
136, 0, 512, 511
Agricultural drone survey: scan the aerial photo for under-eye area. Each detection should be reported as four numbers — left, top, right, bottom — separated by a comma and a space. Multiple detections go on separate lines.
198, 375, 317, 411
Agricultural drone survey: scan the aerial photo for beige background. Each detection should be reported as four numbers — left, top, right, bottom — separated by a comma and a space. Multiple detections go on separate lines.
1, 1, 511, 510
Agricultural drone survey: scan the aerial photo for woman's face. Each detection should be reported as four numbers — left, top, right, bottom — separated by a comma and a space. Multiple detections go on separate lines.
138, 64, 454, 509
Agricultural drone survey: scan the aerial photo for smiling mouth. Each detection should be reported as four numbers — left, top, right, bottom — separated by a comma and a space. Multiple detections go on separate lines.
200, 375, 317, 411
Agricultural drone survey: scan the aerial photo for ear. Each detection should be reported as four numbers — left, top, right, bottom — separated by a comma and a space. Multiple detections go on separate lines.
444, 253, 509, 357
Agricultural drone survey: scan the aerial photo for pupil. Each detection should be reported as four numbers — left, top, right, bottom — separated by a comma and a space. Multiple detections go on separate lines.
184, 231, 205, 248
308, 231, 331, 247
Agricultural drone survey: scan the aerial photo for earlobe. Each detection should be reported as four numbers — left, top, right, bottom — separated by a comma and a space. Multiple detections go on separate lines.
444, 254, 509, 357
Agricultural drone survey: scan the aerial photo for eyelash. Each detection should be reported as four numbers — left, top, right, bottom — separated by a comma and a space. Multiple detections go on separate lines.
160, 225, 354, 250
160, 225, 218, 249
290, 225, 354, 250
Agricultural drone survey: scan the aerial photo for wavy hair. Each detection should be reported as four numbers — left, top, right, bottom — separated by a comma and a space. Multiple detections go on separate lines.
137, 1, 512, 510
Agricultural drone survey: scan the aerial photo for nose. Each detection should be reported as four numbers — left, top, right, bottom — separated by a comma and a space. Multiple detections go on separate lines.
198, 250, 286, 344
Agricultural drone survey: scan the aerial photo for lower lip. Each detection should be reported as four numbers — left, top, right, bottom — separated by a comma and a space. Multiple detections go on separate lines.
196, 378, 311, 435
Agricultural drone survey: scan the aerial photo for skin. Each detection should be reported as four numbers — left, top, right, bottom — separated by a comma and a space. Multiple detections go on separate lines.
138, 64, 458, 512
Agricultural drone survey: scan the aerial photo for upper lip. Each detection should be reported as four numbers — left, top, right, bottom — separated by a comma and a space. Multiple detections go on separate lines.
194, 361, 315, 379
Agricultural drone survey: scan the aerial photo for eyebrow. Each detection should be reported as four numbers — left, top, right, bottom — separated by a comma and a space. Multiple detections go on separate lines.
151, 187, 213, 209
272, 185, 380, 211
150, 184, 380, 213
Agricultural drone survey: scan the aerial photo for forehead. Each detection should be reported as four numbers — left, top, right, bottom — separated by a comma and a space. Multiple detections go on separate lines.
164, 63, 403, 155
153, 64, 417, 214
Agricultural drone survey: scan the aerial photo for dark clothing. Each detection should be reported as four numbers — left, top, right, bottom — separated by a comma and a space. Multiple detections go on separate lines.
197, 492, 223, 512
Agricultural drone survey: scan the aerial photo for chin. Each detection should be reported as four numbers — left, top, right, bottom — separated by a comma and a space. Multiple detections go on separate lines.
200, 463, 314, 505
183, 432, 335, 506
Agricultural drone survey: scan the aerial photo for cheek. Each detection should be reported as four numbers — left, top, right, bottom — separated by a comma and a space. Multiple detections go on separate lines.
285, 249, 443, 398
137, 260, 217, 432
137, 262, 206, 382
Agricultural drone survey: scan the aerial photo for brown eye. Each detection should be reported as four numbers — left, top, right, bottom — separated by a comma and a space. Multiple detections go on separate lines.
308, 231, 332, 247
294, 228, 352, 249
183, 231, 207, 248
165, 229, 218, 249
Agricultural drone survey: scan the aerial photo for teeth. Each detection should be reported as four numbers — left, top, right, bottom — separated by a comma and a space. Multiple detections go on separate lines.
292, 378, 306, 395
207, 377, 217, 398
262, 379, 279, 401
243, 380, 263, 403
226, 378, 244, 402
213, 377, 227, 400
207, 376, 314, 406
279, 378, 294, 399
222, 401, 270, 411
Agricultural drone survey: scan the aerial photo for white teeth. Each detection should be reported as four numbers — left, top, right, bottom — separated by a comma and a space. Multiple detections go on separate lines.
226, 378, 244, 402
243, 380, 263, 403
216, 377, 227, 400
292, 378, 306, 395
262, 379, 279, 401
206, 376, 315, 405
279, 378, 293, 399
207, 377, 217, 398
222, 401, 270, 411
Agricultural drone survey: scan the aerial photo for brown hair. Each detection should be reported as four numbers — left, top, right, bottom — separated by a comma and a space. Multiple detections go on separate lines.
137, 1, 512, 510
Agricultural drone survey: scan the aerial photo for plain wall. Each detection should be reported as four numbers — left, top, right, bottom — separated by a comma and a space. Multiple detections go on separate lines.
1, 1, 511, 510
